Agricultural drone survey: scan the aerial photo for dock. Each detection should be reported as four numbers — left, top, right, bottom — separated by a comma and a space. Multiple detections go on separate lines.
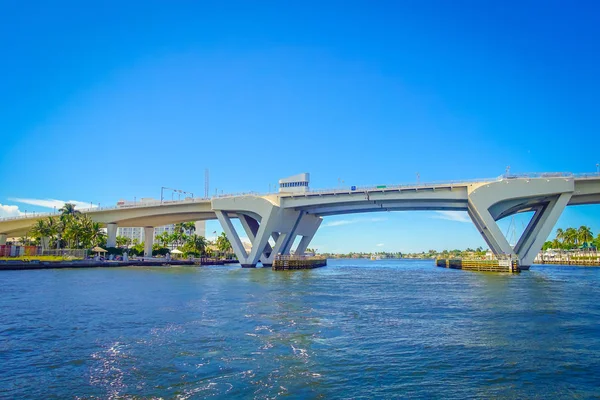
436, 258, 520, 273
272, 255, 327, 271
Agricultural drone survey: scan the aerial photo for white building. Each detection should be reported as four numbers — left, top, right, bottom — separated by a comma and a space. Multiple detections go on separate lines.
115, 197, 205, 244
279, 173, 310, 193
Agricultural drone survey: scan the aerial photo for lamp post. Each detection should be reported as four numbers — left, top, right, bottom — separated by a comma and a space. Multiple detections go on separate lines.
416, 173, 420, 185
596, 163, 599, 175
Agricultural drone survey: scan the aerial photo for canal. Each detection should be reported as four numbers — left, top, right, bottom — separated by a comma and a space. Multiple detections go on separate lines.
1, 259, 599, 398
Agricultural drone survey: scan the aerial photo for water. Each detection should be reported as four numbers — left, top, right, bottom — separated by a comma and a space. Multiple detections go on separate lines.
1, 259, 599, 399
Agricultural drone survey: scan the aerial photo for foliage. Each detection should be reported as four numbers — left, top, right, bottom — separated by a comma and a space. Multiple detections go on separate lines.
152, 247, 170, 256
215, 232, 232, 255
116, 236, 132, 248
182, 234, 208, 256
546, 226, 596, 250
131, 242, 145, 255
27, 209, 106, 250
105, 247, 124, 256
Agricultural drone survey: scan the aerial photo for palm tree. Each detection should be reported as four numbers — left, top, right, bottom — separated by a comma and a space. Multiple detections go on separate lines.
182, 222, 196, 234
29, 218, 56, 250
216, 232, 232, 257
59, 203, 80, 216
564, 227, 578, 248
578, 226, 593, 246
156, 232, 171, 248
89, 221, 105, 247
183, 234, 208, 255
555, 228, 565, 244
116, 236, 131, 248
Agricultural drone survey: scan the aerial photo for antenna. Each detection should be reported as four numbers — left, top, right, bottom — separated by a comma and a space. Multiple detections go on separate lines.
205, 168, 209, 198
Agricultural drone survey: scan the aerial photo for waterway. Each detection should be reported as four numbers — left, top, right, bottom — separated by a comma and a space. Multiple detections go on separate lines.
1, 259, 599, 399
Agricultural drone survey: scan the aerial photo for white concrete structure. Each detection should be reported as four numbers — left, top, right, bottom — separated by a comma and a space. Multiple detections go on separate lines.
279, 173, 310, 194
1, 172, 599, 268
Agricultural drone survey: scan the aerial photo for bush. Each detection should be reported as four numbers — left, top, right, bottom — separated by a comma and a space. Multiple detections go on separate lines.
128, 247, 142, 256
105, 247, 123, 256
152, 247, 170, 257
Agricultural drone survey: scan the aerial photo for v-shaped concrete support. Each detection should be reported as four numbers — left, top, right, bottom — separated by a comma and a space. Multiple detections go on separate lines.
467, 178, 574, 267
213, 197, 323, 267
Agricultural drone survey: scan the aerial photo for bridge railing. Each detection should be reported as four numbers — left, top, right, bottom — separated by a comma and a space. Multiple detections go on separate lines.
0, 197, 213, 222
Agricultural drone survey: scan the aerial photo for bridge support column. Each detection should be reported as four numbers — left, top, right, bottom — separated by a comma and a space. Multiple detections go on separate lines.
144, 227, 154, 257
0, 234, 6, 245
514, 193, 572, 266
195, 220, 206, 237
290, 214, 321, 256
106, 223, 118, 248
40, 237, 50, 251
467, 178, 574, 268
213, 197, 323, 268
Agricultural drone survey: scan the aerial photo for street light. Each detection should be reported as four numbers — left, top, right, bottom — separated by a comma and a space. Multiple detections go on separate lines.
596, 163, 599, 175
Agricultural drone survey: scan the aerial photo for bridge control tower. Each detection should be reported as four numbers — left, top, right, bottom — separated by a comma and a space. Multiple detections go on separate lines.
279, 173, 310, 193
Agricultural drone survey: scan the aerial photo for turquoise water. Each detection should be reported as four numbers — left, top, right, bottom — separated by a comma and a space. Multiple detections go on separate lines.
1, 259, 599, 399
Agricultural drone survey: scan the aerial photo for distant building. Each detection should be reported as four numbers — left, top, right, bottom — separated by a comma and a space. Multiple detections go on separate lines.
115, 197, 205, 243
279, 173, 310, 194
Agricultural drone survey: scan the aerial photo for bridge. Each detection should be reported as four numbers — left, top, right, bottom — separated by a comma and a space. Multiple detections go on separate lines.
1, 172, 599, 268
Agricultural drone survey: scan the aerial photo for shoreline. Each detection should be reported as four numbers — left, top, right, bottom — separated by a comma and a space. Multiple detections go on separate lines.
0, 258, 239, 271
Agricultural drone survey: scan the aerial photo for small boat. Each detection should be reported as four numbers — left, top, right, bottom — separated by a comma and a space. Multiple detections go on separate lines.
370, 255, 381, 260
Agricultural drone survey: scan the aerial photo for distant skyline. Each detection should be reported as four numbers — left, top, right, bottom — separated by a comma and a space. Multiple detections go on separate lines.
1, 1, 599, 252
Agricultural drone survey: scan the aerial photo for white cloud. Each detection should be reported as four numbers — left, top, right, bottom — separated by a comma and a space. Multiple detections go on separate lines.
432, 211, 471, 223
376, 243, 385, 247
9, 198, 98, 210
0, 204, 24, 218
322, 216, 388, 228
323, 219, 354, 227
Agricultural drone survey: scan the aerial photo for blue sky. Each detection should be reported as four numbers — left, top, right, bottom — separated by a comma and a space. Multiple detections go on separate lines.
1, 0, 599, 252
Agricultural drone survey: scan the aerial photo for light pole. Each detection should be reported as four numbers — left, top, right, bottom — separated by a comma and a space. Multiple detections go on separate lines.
596, 163, 599, 175
416, 173, 420, 185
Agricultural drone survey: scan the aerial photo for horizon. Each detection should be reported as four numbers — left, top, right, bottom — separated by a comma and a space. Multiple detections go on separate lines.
2, 1, 599, 252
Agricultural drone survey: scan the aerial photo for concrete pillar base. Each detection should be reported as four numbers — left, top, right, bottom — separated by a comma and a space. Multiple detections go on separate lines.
0, 234, 7, 245
261, 263, 272, 268
107, 223, 118, 248
241, 264, 257, 268
144, 227, 154, 257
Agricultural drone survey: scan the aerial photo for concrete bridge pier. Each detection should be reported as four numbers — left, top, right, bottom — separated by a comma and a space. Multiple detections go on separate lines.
0, 234, 6, 245
213, 197, 323, 268
144, 227, 154, 257
40, 237, 50, 251
467, 177, 574, 267
106, 223, 118, 248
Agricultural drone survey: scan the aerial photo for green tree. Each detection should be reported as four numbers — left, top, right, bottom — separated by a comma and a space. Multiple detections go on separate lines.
216, 232, 232, 257
555, 228, 565, 244
577, 225, 593, 246
156, 232, 172, 247
564, 227, 578, 248
59, 203, 80, 216
183, 234, 208, 256
116, 236, 131, 248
